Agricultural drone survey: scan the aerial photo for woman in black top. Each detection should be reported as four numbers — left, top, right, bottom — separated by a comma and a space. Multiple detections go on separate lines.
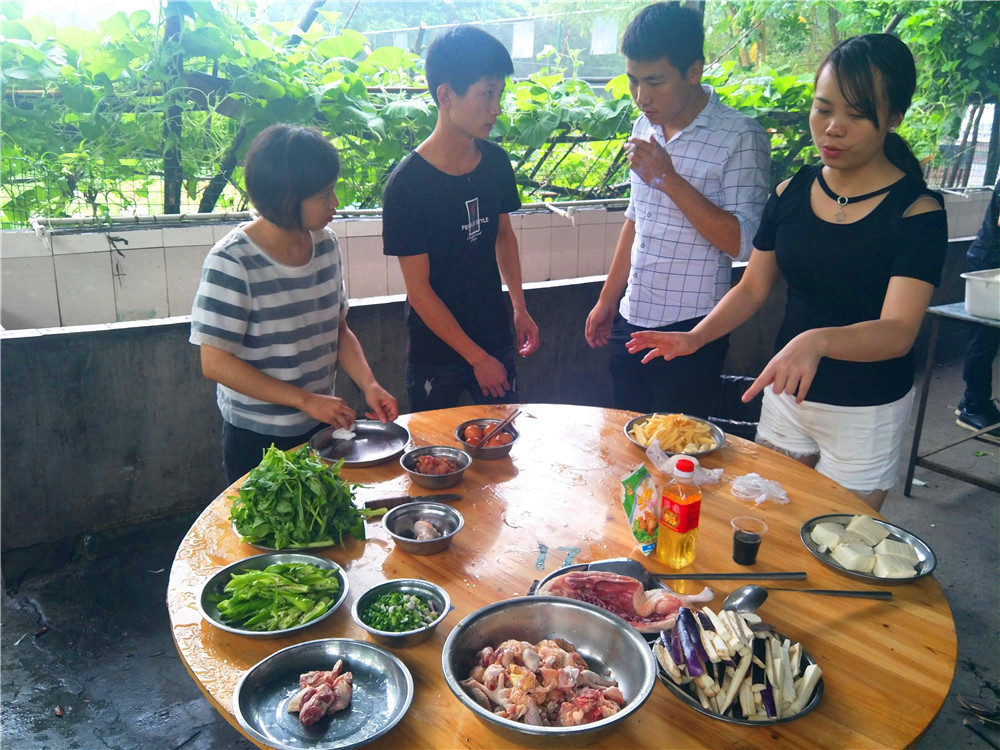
627, 34, 947, 510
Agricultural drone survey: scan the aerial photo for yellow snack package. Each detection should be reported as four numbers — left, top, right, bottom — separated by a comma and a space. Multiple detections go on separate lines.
620, 464, 659, 556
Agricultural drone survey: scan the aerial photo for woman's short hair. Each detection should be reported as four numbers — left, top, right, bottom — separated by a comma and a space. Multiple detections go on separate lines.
243, 124, 340, 230
621, 2, 704, 74
425, 25, 514, 105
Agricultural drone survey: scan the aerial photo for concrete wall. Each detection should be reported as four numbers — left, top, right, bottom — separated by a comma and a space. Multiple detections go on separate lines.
1, 235, 971, 573
0, 188, 991, 332
0, 206, 625, 331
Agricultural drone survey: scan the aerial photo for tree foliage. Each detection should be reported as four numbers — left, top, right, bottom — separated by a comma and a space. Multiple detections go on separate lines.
1, 0, 996, 227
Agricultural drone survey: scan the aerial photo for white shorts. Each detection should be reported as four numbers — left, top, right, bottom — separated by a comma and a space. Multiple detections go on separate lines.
755, 388, 916, 492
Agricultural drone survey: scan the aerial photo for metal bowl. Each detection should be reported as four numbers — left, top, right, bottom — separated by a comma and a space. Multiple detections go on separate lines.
441, 596, 657, 745
382, 501, 464, 555
800, 514, 937, 584
655, 629, 824, 725
399, 446, 472, 490
233, 638, 413, 749
623, 412, 725, 456
454, 419, 519, 460
351, 578, 451, 648
199, 553, 348, 639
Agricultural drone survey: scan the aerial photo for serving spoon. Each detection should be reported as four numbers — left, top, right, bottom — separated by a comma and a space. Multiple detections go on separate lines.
723, 584, 893, 613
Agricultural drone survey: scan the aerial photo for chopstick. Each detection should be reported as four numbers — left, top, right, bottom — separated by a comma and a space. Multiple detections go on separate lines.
471, 409, 521, 457
652, 571, 809, 581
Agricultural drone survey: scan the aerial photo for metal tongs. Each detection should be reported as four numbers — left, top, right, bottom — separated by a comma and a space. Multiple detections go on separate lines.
471, 408, 521, 457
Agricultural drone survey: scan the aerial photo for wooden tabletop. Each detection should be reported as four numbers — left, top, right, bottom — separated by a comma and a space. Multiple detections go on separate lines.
166, 403, 956, 749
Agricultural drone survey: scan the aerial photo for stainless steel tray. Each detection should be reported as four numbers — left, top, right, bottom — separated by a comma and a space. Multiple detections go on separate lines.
623, 412, 726, 456
233, 638, 413, 749
800, 514, 937, 584
198, 553, 348, 638
310, 420, 410, 468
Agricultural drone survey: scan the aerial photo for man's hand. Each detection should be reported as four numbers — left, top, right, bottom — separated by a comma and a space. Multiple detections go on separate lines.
472, 354, 510, 398
513, 308, 540, 357
301, 393, 357, 430
627, 135, 676, 189
585, 300, 616, 348
362, 383, 399, 422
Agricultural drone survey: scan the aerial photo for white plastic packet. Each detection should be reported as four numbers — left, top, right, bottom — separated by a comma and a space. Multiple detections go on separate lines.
731, 472, 790, 505
644, 443, 723, 485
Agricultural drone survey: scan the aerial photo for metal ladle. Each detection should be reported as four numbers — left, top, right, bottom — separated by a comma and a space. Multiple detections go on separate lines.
722, 584, 893, 613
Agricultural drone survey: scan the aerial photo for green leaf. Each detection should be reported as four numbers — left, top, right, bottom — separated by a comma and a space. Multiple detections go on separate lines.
315, 30, 366, 60
361, 45, 406, 72
2, 20, 31, 40
180, 27, 233, 59
242, 37, 274, 60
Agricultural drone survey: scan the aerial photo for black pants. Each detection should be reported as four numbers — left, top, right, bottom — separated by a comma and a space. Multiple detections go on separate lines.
221, 421, 325, 485
609, 313, 729, 419
405, 345, 519, 413
963, 254, 1000, 408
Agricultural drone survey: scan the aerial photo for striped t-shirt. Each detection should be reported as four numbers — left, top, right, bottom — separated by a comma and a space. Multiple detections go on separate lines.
189, 225, 348, 436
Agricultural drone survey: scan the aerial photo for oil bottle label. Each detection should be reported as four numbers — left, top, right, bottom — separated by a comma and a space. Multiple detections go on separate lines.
661, 497, 700, 534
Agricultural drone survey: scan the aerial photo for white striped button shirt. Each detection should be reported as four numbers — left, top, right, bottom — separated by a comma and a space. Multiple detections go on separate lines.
190, 226, 348, 436
622, 85, 770, 328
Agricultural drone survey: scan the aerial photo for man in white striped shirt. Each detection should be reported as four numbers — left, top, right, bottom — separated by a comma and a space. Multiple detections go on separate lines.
585, 2, 770, 418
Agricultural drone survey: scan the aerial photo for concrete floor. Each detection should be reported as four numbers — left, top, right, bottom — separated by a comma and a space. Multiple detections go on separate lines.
2, 358, 997, 750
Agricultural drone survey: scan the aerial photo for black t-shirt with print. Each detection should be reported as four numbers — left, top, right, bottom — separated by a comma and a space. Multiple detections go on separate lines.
382, 139, 521, 365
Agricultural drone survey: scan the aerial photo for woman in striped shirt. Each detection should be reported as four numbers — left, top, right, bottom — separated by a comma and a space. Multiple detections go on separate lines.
190, 125, 398, 484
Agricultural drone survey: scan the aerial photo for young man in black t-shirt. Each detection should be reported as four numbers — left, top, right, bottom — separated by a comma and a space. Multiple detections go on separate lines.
382, 26, 539, 411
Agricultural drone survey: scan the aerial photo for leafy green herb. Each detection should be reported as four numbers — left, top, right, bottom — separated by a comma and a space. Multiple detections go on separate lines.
215, 562, 341, 632
360, 592, 438, 632
230, 445, 384, 549
974, 451, 992, 457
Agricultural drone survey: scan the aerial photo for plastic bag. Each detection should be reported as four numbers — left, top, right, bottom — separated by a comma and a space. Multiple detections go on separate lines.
620, 464, 659, 556
645, 444, 723, 485
731, 472, 790, 505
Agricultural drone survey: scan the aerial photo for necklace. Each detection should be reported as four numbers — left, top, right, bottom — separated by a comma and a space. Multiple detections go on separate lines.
816, 171, 896, 223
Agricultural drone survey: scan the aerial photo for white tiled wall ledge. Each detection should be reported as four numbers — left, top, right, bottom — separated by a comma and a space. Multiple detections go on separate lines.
0, 189, 990, 331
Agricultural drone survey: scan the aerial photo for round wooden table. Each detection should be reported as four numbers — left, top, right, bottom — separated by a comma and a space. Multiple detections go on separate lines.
167, 404, 956, 749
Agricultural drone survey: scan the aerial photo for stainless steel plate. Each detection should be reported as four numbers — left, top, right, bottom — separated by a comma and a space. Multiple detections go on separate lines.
233, 638, 413, 750
654, 631, 824, 725
310, 421, 411, 468
198, 553, 348, 639
623, 413, 726, 456
800, 514, 937, 584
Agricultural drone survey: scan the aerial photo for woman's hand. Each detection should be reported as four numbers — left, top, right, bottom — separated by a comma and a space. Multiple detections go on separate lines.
626, 330, 701, 364
301, 393, 357, 429
742, 330, 824, 404
363, 383, 398, 423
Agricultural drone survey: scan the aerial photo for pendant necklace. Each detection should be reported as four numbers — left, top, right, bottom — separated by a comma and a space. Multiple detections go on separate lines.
816, 171, 895, 223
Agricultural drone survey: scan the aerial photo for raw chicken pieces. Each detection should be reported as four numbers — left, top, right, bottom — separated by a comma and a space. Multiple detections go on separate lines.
460, 638, 624, 727
287, 659, 353, 726
538, 571, 713, 633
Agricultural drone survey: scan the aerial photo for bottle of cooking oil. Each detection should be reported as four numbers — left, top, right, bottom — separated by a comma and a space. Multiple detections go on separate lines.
656, 458, 701, 568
